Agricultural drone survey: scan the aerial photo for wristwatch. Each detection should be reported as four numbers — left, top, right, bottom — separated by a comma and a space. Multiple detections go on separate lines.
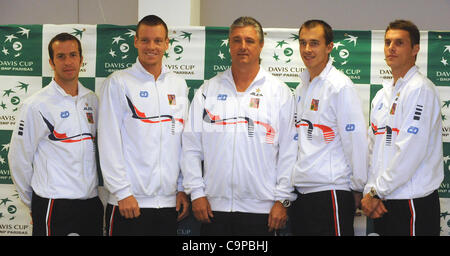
368, 187, 380, 199
278, 199, 291, 208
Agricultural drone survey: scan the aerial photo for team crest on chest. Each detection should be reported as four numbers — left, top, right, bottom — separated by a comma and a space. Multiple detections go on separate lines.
390, 93, 400, 115
249, 98, 260, 108
167, 94, 176, 105
86, 112, 94, 124
390, 103, 397, 115
310, 99, 319, 111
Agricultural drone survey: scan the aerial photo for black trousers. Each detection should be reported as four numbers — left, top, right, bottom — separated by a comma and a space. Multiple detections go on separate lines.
290, 190, 355, 236
31, 192, 104, 236
105, 204, 178, 236
373, 190, 440, 236
200, 211, 274, 236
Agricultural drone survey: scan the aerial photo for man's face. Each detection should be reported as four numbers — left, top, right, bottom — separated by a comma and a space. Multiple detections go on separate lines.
384, 29, 419, 71
134, 24, 169, 71
229, 26, 263, 67
49, 40, 82, 84
299, 25, 333, 76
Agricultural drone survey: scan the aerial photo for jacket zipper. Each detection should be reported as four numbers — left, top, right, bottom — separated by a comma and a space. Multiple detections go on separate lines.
231, 94, 239, 211
74, 96, 85, 187
154, 78, 162, 209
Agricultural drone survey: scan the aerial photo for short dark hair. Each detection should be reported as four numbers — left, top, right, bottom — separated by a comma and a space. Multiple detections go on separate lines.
137, 14, 168, 39
48, 33, 82, 61
299, 19, 333, 45
386, 19, 420, 47
230, 16, 264, 44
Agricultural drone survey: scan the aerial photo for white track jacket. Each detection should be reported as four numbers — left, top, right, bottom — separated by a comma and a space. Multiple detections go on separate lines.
8, 80, 99, 209
292, 60, 368, 194
98, 60, 189, 208
181, 67, 298, 214
364, 66, 443, 199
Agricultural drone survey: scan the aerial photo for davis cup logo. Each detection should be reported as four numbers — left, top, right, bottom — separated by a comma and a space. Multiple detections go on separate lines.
1, 81, 29, 113
0, 193, 18, 220
331, 31, 371, 84
0, 189, 31, 235
428, 32, 450, 86
108, 30, 135, 60
261, 29, 303, 83
165, 31, 192, 61
96, 25, 137, 77
271, 35, 297, 64
165, 27, 205, 80
2, 27, 29, 58
332, 34, 358, 65
0, 25, 42, 76
0, 77, 41, 130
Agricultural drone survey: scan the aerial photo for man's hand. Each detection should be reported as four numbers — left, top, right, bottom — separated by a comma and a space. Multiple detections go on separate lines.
361, 193, 387, 219
268, 201, 288, 232
118, 195, 140, 219
192, 196, 214, 223
176, 192, 190, 222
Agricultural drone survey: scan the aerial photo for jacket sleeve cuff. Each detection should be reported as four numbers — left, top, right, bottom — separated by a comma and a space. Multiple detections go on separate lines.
177, 173, 184, 192
190, 188, 206, 201
22, 192, 32, 210
350, 183, 364, 193
276, 193, 298, 202
114, 186, 133, 202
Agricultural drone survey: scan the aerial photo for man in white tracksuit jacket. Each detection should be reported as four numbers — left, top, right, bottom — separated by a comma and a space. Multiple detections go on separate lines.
8, 33, 103, 236
361, 20, 443, 236
98, 15, 190, 235
290, 20, 368, 236
181, 17, 298, 236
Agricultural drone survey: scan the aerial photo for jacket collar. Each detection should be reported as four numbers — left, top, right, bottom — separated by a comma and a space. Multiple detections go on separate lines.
300, 58, 334, 86
222, 66, 267, 92
382, 65, 418, 92
50, 79, 90, 98
133, 57, 169, 80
